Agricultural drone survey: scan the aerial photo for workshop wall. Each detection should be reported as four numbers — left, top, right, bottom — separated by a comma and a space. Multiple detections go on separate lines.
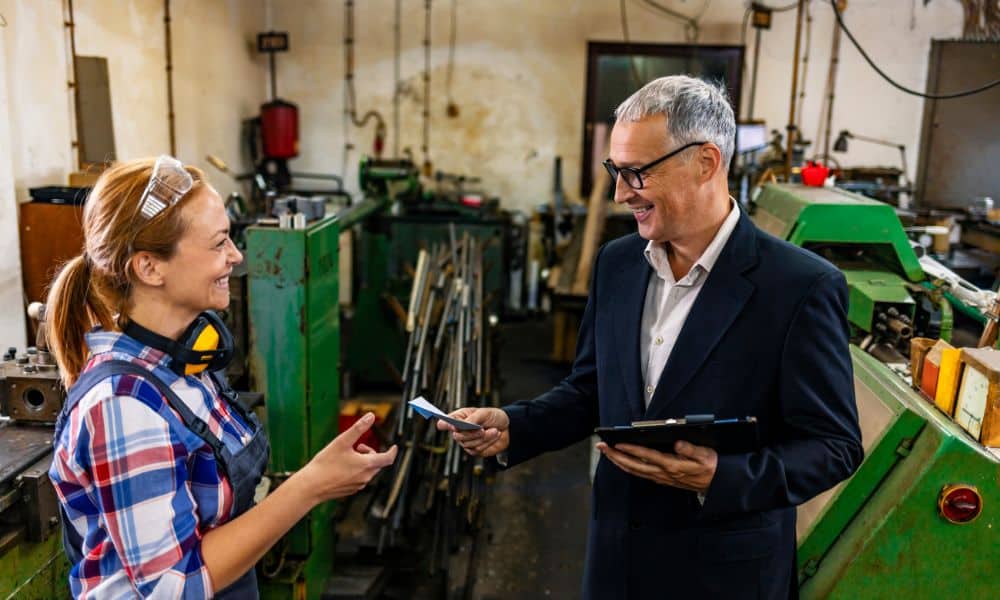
273, 0, 962, 209
0, 0, 266, 344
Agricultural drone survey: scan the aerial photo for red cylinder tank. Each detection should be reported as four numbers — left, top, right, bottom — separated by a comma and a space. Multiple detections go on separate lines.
260, 99, 299, 159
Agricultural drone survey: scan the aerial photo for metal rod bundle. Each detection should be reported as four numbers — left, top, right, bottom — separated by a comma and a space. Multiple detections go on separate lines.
370, 230, 497, 570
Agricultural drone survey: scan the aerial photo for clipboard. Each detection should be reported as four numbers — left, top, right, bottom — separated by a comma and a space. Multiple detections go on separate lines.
594, 415, 758, 454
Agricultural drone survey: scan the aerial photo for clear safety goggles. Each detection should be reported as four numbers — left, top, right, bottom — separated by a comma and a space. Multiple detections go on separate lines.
138, 155, 193, 220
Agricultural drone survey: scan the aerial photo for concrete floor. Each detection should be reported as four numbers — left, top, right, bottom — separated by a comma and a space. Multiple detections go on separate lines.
467, 318, 591, 599
336, 317, 591, 600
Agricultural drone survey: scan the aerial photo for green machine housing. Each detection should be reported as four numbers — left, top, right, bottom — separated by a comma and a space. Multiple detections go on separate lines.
796, 348, 997, 598
751, 184, 998, 597
752, 184, 925, 339
246, 215, 340, 600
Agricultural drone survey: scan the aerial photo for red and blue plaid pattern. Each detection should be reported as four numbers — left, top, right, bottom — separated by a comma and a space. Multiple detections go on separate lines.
49, 329, 256, 598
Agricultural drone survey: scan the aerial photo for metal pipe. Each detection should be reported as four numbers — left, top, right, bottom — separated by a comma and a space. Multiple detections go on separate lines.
795, 2, 812, 132
393, 0, 401, 157
164, 0, 176, 155
821, 2, 845, 163
749, 26, 762, 119
65, 0, 82, 168
784, 0, 806, 180
421, 0, 432, 174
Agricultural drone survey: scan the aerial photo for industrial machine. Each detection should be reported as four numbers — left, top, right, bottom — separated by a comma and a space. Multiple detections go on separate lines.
751, 184, 995, 369
797, 348, 997, 598
0, 318, 70, 598
750, 184, 998, 597
246, 215, 342, 599
344, 159, 509, 391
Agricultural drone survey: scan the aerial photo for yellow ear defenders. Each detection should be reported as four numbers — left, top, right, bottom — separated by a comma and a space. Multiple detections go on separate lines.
124, 311, 235, 376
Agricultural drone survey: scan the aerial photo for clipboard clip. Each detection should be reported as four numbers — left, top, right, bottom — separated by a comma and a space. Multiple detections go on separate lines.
631, 414, 716, 427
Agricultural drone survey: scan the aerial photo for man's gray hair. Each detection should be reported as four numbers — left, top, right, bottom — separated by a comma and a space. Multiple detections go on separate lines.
615, 75, 736, 170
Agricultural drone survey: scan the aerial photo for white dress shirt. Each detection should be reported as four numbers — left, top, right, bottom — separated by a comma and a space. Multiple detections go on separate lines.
639, 200, 741, 409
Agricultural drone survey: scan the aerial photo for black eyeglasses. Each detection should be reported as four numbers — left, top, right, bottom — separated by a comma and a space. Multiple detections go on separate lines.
603, 141, 708, 190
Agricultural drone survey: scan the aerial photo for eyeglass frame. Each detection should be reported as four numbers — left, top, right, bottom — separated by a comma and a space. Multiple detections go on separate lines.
602, 140, 709, 190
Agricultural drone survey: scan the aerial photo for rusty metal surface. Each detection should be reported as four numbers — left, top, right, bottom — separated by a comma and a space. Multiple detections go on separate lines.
0, 426, 53, 486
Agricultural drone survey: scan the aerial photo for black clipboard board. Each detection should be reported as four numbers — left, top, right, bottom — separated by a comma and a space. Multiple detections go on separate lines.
595, 416, 758, 454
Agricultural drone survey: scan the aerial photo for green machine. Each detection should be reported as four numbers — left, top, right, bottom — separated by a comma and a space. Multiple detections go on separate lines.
246, 215, 341, 599
751, 183, 996, 364
796, 348, 997, 598
750, 184, 999, 597
344, 159, 508, 390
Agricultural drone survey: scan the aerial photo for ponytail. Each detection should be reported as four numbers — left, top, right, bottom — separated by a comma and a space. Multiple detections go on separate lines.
46, 255, 114, 387
44, 157, 203, 387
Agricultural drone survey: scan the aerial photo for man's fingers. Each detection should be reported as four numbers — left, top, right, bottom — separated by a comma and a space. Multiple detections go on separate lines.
615, 444, 670, 467
356, 443, 375, 454
674, 441, 713, 462
464, 428, 501, 452
602, 445, 661, 476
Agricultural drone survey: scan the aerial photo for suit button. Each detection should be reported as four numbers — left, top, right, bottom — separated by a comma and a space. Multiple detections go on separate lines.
629, 519, 643, 530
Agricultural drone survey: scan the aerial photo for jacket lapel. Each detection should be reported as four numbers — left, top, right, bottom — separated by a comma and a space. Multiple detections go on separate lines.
612, 243, 653, 422
644, 212, 759, 419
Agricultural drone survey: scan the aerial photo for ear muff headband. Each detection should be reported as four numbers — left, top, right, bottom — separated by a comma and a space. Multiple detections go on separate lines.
124, 311, 234, 376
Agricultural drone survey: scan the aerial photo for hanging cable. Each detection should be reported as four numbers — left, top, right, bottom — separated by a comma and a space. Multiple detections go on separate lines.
829, 0, 1000, 99
642, 0, 708, 43
619, 0, 643, 89
638, 0, 705, 42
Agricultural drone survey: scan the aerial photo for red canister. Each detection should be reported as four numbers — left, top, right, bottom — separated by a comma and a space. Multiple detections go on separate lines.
260, 99, 299, 159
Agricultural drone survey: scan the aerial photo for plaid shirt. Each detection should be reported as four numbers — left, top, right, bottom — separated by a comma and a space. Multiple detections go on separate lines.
49, 329, 256, 598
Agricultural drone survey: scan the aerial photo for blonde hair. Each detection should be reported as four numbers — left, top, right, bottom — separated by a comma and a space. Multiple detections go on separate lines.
46, 158, 204, 386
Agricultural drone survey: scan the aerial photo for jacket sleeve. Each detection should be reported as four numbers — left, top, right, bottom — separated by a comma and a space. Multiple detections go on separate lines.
501, 245, 605, 467
699, 269, 864, 517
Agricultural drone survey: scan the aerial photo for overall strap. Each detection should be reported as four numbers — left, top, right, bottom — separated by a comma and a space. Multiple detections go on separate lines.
66, 360, 229, 464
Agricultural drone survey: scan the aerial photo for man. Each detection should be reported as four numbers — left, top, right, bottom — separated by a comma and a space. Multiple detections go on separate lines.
440, 76, 863, 599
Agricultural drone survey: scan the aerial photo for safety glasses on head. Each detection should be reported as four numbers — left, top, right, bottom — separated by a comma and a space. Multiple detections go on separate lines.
138, 155, 193, 221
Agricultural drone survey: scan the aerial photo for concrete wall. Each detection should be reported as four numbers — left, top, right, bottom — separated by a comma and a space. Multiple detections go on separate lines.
272, 0, 963, 207
0, 0, 266, 343
0, 0, 969, 344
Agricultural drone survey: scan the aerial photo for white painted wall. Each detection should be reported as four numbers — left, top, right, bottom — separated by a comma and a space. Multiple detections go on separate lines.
0, 0, 267, 343
0, 0, 970, 345
0, 18, 26, 349
272, 0, 963, 205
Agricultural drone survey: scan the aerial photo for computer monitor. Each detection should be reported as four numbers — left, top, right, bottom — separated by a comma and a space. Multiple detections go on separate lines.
737, 122, 768, 154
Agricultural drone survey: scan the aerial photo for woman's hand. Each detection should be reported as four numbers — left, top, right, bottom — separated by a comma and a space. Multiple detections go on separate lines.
296, 413, 398, 504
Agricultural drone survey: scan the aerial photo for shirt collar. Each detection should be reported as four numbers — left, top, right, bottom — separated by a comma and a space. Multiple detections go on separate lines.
643, 198, 741, 284
85, 327, 175, 371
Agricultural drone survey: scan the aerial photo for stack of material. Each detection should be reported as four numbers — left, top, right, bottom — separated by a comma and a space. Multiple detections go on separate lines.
369, 226, 497, 570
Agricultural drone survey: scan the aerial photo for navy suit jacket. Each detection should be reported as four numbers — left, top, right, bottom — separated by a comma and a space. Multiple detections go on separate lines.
502, 211, 863, 599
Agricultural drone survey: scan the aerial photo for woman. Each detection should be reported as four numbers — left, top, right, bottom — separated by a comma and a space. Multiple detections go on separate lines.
47, 156, 397, 598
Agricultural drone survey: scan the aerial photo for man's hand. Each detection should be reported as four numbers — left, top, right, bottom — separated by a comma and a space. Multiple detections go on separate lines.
596, 440, 717, 494
436, 407, 510, 457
